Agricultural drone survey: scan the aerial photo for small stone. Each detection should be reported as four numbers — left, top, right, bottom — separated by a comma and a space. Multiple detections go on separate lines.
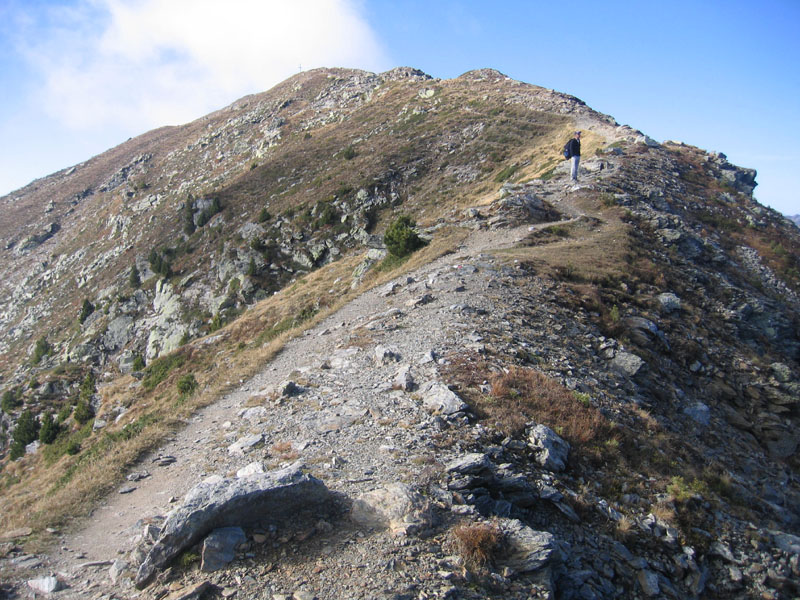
119, 484, 137, 494
201, 527, 247, 572
420, 382, 468, 415
227, 433, 263, 455
611, 352, 645, 377
236, 462, 265, 478
527, 424, 570, 472
27, 576, 65, 594
637, 569, 660, 597
657, 292, 681, 313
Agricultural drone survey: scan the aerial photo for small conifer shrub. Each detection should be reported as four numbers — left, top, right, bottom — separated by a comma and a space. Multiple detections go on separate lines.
384, 215, 425, 258
79, 298, 95, 324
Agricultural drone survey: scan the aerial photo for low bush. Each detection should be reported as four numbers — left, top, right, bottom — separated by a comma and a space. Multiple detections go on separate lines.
177, 374, 198, 396
73, 399, 94, 425
9, 410, 39, 460
142, 352, 186, 391
78, 299, 95, 324
384, 215, 425, 258
32, 337, 51, 365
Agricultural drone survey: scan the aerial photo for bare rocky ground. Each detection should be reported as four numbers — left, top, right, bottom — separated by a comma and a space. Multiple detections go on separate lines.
2, 162, 594, 599
4, 155, 800, 600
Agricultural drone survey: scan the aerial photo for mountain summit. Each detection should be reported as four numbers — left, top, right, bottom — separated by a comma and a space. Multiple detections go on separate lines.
1, 68, 798, 599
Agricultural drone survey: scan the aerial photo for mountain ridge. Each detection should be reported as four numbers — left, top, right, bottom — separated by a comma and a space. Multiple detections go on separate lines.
1, 67, 799, 599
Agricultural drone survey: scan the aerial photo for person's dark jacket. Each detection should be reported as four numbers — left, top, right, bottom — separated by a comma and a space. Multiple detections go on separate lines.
566, 138, 581, 157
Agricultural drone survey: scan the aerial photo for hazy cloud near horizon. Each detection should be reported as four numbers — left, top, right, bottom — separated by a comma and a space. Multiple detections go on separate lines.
18, 0, 389, 132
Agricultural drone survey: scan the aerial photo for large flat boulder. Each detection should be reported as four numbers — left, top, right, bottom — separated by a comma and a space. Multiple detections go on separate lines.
135, 462, 328, 588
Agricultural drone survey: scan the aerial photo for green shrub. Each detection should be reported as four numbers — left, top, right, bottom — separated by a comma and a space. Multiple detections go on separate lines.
314, 201, 337, 228
80, 372, 96, 401
1, 387, 23, 413
142, 353, 186, 391
9, 410, 39, 460
132, 355, 146, 371
32, 337, 51, 365
182, 200, 196, 235
78, 298, 95, 324
73, 399, 94, 425
129, 265, 141, 288
39, 412, 59, 444
258, 208, 272, 223
495, 164, 518, 182
148, 249, 172, 278
56, 404, 72, 423
384, 215, 425, 258
177, 374, 198, 396
342, 146, 357, 160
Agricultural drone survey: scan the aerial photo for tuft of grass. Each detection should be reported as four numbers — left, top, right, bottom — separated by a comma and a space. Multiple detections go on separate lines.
452, 522, 502, 572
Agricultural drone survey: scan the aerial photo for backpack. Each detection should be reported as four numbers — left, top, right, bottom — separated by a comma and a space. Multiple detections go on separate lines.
563, 142, 570, 159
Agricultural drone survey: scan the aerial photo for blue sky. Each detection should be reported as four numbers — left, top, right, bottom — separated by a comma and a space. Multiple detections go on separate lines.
1, 0, 798, 216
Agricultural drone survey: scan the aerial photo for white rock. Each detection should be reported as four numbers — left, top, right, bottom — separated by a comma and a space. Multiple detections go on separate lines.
27, 576, 64, 594
236, 462, 266, 479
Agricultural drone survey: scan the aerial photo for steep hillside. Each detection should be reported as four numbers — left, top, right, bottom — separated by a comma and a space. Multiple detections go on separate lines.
1, 68, 799, 599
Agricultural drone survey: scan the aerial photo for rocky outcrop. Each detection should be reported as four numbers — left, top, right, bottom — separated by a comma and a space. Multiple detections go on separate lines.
134, 462, 329, 588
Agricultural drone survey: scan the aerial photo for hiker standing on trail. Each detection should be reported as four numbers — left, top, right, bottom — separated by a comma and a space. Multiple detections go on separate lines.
565, 131, 581, 181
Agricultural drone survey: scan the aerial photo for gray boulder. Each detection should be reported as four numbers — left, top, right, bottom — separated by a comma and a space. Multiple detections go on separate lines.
394, 364, 415, 391
135, 462, 328, 588
350, 483, 433, 536
419, 382, 468, 415
445, 453, 493, 475
527, 424, 570, 472
611, 351, 645, 377
27, 576, 65, 594
684, 402, 711, 426
657, 293, 681, 313
498, 518, 559, 573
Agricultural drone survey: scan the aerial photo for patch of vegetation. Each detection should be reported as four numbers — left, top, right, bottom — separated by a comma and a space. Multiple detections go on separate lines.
142, 352, 186, 391
104, 413, 159, 444
341, 145, 357, 160
176, 373, 198, 397
451, 522, 501, 572
9, 410, 39, 460
132, 355, 146, 371
1, 386, 23, 413
38, 412, 59, 444
32, 337, 52, 365
494, 164, 518, 182
182, 199, 196, 234
384, 215, 426, 258
148, 249, 172, 278
73, 399, 94, 425
129, 265, 141, 288
258, 207, 272, 223
78, 298, 95, 324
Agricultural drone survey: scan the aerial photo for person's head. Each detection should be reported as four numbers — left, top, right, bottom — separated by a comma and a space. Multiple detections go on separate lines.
574, 131, 581, 139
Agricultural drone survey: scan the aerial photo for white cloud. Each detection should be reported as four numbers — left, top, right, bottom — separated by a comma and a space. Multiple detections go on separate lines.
22, 0, 389, 132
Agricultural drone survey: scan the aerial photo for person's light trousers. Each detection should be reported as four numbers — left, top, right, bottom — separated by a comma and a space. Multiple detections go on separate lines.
570, 156, 580, 180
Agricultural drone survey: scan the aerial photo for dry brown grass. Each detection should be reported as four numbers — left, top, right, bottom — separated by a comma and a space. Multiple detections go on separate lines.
650, 501, 677, 525
486, 366, 616, 446
269, 441, 300, 462
497, 200, 631, 283
451, 521, 502, 572
614, 514, 635, 542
